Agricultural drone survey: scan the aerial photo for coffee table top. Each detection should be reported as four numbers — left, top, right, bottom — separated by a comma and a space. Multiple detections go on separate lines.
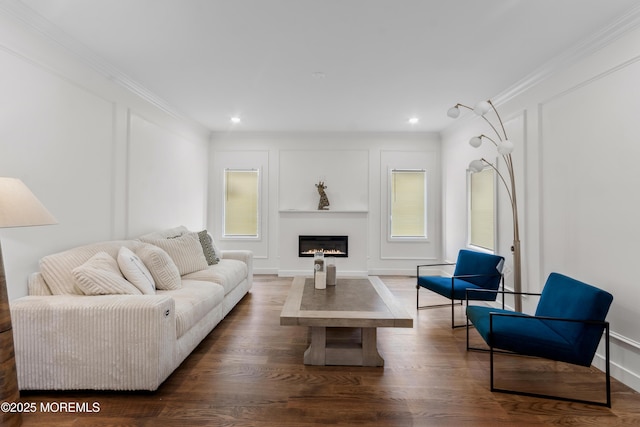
280, 276, 413, 328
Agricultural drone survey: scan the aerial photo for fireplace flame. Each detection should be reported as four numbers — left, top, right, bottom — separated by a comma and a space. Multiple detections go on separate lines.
301, 249, 346, 255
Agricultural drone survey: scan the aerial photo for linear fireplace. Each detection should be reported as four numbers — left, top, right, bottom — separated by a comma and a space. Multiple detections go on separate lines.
298, 235, 348, 257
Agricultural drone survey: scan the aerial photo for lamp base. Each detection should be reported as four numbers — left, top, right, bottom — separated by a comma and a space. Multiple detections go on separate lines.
0, 328, 20, 427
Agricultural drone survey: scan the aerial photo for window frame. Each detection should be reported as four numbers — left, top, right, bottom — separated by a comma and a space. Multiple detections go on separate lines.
222, 168, 261, 240
388, 168, 428, 242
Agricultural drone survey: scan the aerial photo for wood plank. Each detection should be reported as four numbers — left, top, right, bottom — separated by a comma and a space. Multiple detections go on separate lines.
18, 275, 640, 426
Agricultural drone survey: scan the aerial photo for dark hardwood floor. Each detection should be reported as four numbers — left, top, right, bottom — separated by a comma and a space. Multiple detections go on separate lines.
19, 275, 640, 426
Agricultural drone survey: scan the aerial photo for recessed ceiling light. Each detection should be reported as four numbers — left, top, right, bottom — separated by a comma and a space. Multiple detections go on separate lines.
230, 116, 241, 124
408, 117, 419, 124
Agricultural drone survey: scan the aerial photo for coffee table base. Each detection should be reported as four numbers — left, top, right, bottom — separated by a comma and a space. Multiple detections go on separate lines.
303, 326, 384, 367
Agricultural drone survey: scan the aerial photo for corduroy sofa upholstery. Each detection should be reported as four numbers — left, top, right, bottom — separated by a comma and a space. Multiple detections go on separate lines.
10, 226, 252, 391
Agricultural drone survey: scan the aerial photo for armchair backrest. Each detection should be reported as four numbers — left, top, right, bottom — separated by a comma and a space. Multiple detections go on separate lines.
535, 272, 613, 366
453, 249, 504, 290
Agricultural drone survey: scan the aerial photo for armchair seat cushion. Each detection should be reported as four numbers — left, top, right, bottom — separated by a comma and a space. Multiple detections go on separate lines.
418, 276, 497, 301
467, 306, 592, 366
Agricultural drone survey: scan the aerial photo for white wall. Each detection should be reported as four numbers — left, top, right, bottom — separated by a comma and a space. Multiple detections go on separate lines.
127, 112, 208, 236
441, 24, 640, 391
209, 132, 441, 275
0, 11, 210, 299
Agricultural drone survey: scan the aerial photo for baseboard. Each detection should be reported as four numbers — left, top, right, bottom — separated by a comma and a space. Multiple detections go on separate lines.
253, 268, 280, 275
368, 268, 417, 276
591, 332, 640, 393
278, 270, 369, 277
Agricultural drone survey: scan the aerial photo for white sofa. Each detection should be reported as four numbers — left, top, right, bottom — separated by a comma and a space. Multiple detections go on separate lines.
10, 227, 252, 391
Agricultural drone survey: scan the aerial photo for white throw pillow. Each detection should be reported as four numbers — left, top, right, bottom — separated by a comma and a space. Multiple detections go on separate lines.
72, 252, 142, 296
143, 232, 209, 276
117, 246, 155, 295
135, 244, 182, 290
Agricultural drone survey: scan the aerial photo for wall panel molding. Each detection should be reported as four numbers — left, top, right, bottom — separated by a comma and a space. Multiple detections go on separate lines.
538, 55, 640, 370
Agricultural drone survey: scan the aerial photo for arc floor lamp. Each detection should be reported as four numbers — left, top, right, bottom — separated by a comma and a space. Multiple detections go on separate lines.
0, 177, 57, 427
447, 100, 522, 311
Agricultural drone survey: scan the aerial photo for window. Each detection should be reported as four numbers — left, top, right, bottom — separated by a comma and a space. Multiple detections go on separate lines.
468, 166, 496, 251
389, 169, 427, 239
223, 169, 259, 238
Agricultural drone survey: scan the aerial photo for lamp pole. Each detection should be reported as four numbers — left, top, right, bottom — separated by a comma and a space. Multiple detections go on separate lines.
448, 100, 522, 311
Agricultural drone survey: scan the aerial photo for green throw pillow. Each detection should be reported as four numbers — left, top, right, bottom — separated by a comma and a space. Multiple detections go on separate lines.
198, 230, 219, 265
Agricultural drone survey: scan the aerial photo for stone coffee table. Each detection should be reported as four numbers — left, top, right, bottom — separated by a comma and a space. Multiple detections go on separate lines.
280, 276, 413, 366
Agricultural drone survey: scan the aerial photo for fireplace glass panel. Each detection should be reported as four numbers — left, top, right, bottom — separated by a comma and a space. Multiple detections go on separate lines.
299, 235, 348, 257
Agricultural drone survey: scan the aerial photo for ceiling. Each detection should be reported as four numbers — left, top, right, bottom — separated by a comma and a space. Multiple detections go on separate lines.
12, 0, 640, 133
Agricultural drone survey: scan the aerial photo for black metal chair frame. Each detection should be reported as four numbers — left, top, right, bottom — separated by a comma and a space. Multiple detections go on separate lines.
416, 263, 504, 329
465, 289, 611, 407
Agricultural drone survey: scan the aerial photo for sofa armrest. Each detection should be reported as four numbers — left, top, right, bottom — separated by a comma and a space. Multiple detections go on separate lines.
220, 250, 253, 286
10, 294, 177, 391
220, 249, 252, 264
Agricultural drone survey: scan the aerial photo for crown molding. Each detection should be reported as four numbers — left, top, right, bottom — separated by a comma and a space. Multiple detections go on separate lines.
441, 4, 640, 138
493, 4, 640, 107
0, 0, 189, 123
4, 1, 640, 137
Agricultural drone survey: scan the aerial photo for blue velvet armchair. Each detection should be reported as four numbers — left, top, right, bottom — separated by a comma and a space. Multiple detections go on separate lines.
417, 249, 505, 328
466, 272, 613, 406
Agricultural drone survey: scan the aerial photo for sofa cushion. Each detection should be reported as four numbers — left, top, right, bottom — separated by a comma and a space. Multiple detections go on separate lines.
136, 244, 182, 290
142, 233, 209, 276
158, 280, 224, 339
40, 240, 142, 295
181, 259, 248, 295
72, 252, 142, 296
117, 247, 155, 295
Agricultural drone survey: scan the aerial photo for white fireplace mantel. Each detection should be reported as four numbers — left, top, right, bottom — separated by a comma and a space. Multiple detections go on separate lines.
278, 210, 369, 277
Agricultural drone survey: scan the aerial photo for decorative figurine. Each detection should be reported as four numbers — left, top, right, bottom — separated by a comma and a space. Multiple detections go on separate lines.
315, 181, 330, 210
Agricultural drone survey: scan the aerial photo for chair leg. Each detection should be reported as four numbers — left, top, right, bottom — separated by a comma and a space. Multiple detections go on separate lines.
466, 315, 470, 350
450, 299, 466, 329
416, 285, 465, 328
605, 323, 612, 407
489, 325, 612, 407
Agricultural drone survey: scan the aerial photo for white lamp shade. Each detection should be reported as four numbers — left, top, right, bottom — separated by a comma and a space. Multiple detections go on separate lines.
0, 178, 57, 228
497, 139, 514, 155
473, 100, 492, 116
469, 159, 485, 173
447, 106, 460, 118
469, 136, 483, 148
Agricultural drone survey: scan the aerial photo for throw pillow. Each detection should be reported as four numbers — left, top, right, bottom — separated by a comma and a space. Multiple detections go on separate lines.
143, 232, 209, 275
72, 252, 142, 296
135, 244, 182, 290
139, 225, 189, 241
198, 230, 219, 265
117, 246, 156, 295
